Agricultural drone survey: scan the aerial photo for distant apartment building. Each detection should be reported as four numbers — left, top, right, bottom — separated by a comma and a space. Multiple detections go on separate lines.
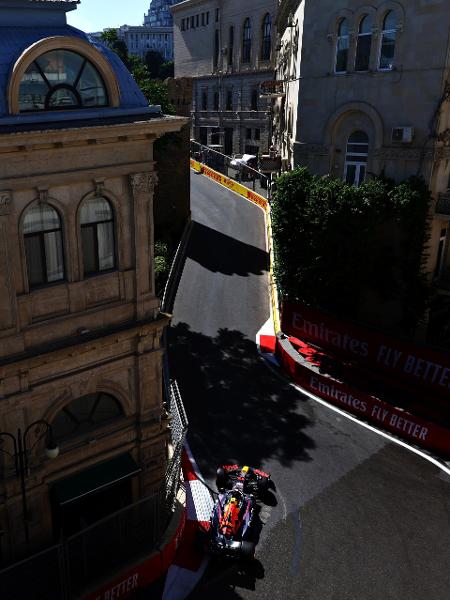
274, 0, 450, 342
117, 24, 173, 61
172, 0, 277, 157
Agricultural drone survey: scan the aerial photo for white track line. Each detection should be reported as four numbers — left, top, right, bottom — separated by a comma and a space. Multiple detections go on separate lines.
261, 353, 450, 477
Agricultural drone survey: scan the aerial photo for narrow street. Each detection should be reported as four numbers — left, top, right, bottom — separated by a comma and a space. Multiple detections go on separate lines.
168, 172, 450, 600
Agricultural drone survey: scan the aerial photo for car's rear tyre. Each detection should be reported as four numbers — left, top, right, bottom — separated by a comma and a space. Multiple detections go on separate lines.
241, 541, 255, 560
216, 467, 228, 490
257, 477, 269, 493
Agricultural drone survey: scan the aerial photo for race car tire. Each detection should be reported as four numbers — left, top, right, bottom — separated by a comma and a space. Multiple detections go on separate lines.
257, 477, 269, 493
216, 468, 228, 490
241, 541, 255, 560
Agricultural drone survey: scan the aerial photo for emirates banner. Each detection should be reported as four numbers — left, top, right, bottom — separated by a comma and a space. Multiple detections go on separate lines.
275, 337, 450, 455
282, 301, 450, 401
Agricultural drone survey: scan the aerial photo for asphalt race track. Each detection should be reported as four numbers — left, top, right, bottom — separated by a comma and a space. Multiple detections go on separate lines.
168, 172, 450, 600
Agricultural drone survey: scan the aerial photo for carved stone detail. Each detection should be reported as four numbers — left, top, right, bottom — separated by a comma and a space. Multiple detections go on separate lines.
94, 178, 105, 197
0, 190, 11, 216
37, 186, 48, 204
130, 172, 158, 196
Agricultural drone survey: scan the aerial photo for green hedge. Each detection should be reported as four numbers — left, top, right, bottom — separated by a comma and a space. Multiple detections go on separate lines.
271, 168, 431, 333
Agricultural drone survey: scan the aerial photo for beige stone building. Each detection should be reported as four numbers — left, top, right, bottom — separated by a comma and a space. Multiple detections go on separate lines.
0, 0, 187, 567
172, 0, 277, 156
275, 0, 450, 342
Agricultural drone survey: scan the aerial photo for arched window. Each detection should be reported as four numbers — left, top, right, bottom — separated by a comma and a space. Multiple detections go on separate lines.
344, 131, 369, 187
18, 50, 108, 113
51, 393, 124, 442
335, 19, 349, 73
355, 16, 372, 71
80, 197, 116, 276
261, 13, 272, 61
379, 11, 397, 70
23, 203, 65, 288
242, 18, 252, 63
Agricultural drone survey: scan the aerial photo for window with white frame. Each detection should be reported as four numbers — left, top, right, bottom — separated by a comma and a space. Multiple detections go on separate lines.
80, 197, 116, 276
344, 131, 369, 187
23, 203, 65, 288
335, 18, 349, 73
355, 16, 372, 71
379, 11, 396, 70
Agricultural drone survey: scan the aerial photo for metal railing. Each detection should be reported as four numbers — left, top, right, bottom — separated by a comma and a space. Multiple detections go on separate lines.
190, 140, 271, 199
0, 381, 188, 600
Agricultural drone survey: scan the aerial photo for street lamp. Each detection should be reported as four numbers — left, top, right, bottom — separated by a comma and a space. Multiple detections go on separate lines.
0, 420, 59, 545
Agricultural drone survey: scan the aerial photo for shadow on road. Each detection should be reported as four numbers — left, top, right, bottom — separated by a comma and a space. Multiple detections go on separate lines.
187, 221, 269, 277
188, 559, 265, 599
168, 323, 315, 476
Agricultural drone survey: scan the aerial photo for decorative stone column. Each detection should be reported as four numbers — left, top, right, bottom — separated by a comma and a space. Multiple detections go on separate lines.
130, 172, 158, 320
0, 191, 17, 334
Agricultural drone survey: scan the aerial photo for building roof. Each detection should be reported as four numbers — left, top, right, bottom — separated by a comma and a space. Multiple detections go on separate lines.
0, 24, 155, 126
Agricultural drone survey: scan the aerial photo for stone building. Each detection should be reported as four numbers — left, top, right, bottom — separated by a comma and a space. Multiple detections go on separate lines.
274, 0, 450, 341
117, 24, 174, 61
172, 0, 277, 156
145, 0, 180, 27
0, 0, 187, 563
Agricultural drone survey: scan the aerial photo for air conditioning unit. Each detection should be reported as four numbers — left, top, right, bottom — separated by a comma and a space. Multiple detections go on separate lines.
392, 127, 414, 143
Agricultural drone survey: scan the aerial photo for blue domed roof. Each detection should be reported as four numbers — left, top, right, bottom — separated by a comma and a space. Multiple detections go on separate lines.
0, 23, 155, 125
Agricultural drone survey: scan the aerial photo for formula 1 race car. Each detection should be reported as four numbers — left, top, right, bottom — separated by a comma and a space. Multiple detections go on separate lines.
205, 465, 273, 559
209, 488, 256, 559
215, 464, 272, 496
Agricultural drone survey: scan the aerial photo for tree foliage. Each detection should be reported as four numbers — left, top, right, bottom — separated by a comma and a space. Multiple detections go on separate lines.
100, 30, 175, 114
271, 168, 431, 332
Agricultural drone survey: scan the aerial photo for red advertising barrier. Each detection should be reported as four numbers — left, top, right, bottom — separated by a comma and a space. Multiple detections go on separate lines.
275, 337, 450, 455
282, 301, 450, 403
84, 508, 186, 600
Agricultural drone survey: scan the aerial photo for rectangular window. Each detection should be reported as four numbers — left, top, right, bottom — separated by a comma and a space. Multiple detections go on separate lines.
196, 14, 199, 27
190, 16, 195, 28
214, 29, 219, 69
355, 35, 371, 71
201, 13, 205, 26
186, 19, 190, 30
81, 225, 97, 275
202, 89, 208, 110
379, 32, 396, 70
206, 12, 209, 25
213, 91, 219, 110
335, 37, 349, 73
228, 26, 234, 68
246, 128, 252, 139
251, 89, 258, 111
215, 8, 220, 22
226, 90, 232, 110
25, 234, 45, 287
254, 128, 260, 141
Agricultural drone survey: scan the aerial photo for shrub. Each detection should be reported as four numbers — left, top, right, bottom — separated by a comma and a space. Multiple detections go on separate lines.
271, 168, 431, 333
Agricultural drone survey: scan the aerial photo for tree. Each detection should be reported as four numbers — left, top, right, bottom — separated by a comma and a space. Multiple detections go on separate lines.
271, 168, 431, 333
144, 50, 165, 79
159, 61, 174, 80
100, 28, 128, 64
